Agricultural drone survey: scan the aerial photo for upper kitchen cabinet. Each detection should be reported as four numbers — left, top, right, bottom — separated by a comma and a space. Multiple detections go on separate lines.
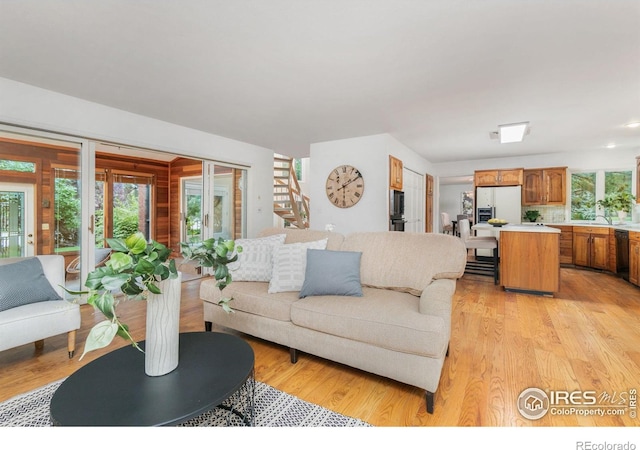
522, 167, 567, 205
389, 155, 403, 190
474, 168, 523, 187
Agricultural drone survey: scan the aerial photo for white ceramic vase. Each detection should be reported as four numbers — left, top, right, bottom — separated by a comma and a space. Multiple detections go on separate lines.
617, 210, 628, 223
145, 272, 182, 376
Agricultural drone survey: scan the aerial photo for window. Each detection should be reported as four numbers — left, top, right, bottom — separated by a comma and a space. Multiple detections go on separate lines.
95, 170, 154, 245
571, 172, 596, 220
0, 159, 36, 173
571, 170, 633, 222
53, 167, 81, 252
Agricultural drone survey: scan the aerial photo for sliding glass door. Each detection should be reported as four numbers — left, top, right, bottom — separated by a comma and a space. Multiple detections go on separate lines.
0, 127, 91, 298
201, 162, 247, 242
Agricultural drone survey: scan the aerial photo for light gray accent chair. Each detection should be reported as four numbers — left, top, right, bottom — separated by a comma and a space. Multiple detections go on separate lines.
0, 255, 81, 358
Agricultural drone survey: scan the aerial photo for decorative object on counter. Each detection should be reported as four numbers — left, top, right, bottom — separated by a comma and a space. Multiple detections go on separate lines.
488, 218, 508, 227
596, 185, 636, 224
523, 210, 541, 222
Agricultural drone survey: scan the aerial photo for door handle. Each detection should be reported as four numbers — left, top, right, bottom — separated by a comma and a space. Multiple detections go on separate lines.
89, 214, 95, 234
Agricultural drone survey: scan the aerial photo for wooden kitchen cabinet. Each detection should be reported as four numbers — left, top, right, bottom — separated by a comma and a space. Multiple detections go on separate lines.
522, 167, 567, 205
630, 232, 640, 286
500, 229, 560, 294
389, 156, 403, 190
573, 226, 609, 270
474, 168, 523, 187
548, 225, 573, 265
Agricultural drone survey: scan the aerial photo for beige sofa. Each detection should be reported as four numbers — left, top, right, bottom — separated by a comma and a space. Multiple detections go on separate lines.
200, 228, 467, 413
0, 255, 81, 358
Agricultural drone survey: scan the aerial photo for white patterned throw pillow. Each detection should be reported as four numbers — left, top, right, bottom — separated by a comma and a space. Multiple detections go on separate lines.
268, 239, 328, 293
228, 234, 286, 282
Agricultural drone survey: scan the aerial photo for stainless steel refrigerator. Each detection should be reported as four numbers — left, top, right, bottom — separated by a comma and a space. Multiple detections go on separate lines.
475, 186, 522, 257
475, 186, 522, 224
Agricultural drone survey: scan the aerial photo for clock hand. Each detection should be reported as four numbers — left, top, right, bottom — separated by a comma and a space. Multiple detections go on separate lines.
337, 173, 362, 191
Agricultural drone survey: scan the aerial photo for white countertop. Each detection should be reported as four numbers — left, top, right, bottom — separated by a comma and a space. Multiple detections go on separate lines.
473, 223, 560, 233
526, 222, 640, 231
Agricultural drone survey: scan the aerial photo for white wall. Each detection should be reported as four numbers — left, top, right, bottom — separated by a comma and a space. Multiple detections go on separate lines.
309, 134, 434, 235
0, 77, 274, 237
439, 182, 474, 230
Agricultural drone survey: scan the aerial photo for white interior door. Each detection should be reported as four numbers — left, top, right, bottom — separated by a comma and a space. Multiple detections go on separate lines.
402, 169, 425, 233
0, 182, 35, 258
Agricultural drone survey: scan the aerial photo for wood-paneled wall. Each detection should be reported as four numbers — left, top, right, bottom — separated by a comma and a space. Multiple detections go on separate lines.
0, 138, 80, 255
95, 152, 171, 247
0, 139, 175, 256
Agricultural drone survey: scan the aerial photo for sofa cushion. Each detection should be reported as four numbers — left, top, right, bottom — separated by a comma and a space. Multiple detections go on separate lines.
200, 280, 298, 322
340, 232, 465, 296
227, 234, 286, 282
299, 249, 363, 298
290, 287, 447, 358
268, 239, 328, 293
259, 227, 344, 251
0, 257, 63, 312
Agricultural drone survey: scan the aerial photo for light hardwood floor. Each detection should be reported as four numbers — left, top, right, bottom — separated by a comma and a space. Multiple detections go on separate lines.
1, 268, 639, 426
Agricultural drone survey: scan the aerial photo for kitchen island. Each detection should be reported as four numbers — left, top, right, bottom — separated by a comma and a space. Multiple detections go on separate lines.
498, 224, 561, 295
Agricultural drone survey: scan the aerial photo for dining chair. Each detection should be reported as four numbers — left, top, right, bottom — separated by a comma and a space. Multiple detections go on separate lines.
440, 212, 454, 234
458, 218, 499, 284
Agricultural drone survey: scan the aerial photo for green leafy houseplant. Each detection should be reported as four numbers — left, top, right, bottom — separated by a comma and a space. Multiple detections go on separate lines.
67, 232, 241, 360
523, 210, 541, 222
596, 186, 636, 214
180, 237, 242, 313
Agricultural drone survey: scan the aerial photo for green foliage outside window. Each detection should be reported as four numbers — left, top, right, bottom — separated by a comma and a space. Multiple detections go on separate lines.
571, 172, 596, 220
112, 190, 142, 239
0, 160, 35, 172
54, 178, 81, 248
571, 170, 634, 222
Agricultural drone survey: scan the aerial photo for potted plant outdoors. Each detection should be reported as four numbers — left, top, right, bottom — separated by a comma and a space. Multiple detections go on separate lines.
596, 186, 636, 223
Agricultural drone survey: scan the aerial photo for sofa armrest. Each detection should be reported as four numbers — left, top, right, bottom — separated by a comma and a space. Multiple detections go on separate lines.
419, 278, 456, 317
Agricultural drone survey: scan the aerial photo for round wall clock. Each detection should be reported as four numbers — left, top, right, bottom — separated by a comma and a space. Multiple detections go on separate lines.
325, 164, 365, 208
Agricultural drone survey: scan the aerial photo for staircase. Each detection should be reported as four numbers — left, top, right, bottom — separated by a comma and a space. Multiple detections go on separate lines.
273, 156, 310, 229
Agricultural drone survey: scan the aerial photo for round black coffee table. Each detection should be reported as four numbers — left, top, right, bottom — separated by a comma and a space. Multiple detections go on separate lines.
50, 332, 255, 426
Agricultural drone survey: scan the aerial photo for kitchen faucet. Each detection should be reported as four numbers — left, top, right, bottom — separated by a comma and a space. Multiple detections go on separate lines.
595, 215, 612, 225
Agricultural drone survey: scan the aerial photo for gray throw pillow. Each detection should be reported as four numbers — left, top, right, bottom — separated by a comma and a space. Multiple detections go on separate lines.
0, 258, 62, 312
299, 249, 363, 298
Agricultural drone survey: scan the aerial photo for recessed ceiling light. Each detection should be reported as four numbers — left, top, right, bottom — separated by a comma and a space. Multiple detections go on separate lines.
626, 122, 640, 128
606, 143, 616, 149
498, 122, 529, 144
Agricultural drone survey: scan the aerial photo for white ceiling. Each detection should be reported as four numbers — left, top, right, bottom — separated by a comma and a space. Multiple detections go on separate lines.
1, 1, 639, 164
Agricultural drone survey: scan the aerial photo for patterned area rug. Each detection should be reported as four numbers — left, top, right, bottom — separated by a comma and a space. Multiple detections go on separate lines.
0, 379, 371, 427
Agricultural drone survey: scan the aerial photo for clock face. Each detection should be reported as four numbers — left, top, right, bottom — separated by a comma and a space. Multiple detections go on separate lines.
325, 165, 365, 208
